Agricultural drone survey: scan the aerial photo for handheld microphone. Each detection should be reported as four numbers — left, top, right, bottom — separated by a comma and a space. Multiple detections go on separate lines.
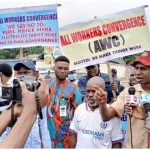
125, 87, 138, 148
125, 87, 138, 105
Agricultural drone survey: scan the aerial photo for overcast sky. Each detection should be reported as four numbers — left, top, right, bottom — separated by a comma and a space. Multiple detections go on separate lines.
0, 0, 150, 29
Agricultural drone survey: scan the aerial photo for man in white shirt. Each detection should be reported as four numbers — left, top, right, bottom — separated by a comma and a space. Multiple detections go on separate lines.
70, 76, 123, 148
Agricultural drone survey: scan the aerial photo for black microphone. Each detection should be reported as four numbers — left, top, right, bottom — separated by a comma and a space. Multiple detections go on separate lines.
125, 87, 137, 148
128, 87, 136, 95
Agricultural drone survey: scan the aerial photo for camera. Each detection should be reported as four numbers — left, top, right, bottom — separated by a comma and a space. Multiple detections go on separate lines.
1, 76, 40, 104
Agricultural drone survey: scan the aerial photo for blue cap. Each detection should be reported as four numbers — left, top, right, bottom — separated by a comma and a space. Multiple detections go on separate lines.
14, 60, 36, 71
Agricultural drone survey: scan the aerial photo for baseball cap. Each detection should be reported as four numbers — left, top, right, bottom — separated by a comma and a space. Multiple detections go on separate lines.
14, 60, 36, 71
85, 64, 100, 69
131, 51, 150, 67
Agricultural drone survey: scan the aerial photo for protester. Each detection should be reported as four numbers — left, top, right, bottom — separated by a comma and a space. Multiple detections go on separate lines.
78, 64, 118, 103
68, 70, 77, 84
44, 71, 51, 81
70, 76, 123, 148
98, 51, 150, 148
0, 80, 48, 148
47, 56, 82, 148
111, 68, 121, 93
0, 60, 51, 148
128, 71, 137, 86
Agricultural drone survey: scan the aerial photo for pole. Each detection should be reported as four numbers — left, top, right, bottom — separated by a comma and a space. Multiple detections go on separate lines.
19, 48, 24, 60
106, 61, 117, 101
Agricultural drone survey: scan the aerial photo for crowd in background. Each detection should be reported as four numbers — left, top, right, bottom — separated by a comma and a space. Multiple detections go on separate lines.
0, 50, 149, 148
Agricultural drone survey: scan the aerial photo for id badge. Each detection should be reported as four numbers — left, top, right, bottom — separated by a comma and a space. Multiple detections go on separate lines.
60, 105, 67, 117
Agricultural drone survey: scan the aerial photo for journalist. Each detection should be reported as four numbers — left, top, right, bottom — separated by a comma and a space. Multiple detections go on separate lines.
0, 60, 51, 148
98, 51, 150, 148
14, 60, 51, 148
0, 80, 48, 148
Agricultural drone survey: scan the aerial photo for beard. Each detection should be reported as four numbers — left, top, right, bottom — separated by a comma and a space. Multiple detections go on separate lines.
88, 101, 99, 110
55, 74, 67, 81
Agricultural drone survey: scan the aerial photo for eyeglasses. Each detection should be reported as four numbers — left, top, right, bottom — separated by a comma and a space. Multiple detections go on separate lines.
86, 65, 96, 70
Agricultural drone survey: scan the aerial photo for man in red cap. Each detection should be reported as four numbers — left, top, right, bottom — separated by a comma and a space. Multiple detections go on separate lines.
96, 51, 150, 148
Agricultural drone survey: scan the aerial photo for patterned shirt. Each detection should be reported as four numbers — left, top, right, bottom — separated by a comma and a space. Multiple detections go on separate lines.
47, 79, 82, 148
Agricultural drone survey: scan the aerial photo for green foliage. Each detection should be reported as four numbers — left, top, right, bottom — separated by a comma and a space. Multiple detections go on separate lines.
0, 48, 20, 59
0, 46, 44, 59
123, 53, 141, 65
24, 46, 44, 55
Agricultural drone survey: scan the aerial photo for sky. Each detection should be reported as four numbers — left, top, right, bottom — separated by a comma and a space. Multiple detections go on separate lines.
0, 0, 150, 30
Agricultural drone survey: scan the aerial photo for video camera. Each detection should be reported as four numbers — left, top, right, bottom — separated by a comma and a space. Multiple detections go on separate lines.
1, 75, 40, 104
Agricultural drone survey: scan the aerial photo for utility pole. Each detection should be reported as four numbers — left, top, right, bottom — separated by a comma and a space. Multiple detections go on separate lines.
19, 48, 24, 60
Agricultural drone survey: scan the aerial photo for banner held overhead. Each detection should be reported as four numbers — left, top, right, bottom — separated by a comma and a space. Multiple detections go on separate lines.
60, 6, 150, 70
0, 4, 59, 49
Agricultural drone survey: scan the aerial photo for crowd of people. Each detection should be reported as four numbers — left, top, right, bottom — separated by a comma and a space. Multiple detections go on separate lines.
0, 50, 150, 148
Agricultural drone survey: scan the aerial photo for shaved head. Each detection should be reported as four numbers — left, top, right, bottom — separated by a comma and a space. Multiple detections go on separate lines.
86, 76, 106, 110
86, 76, 105, 89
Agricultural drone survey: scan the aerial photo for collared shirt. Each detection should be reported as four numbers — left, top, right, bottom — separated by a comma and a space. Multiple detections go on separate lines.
110, 84, 148, 148
78, 73, 113, 103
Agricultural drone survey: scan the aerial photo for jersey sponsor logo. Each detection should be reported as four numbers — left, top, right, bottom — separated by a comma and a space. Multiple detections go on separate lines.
79, 129, 104, 140
100, 122, 107, 129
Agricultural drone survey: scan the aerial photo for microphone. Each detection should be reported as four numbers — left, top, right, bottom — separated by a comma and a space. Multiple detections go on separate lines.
125, 87, 138, 105
138, 94, 150, 129
125, 87, 138, 148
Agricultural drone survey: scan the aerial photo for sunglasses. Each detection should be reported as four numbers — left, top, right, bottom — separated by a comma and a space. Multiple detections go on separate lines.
86, 65, 96, 70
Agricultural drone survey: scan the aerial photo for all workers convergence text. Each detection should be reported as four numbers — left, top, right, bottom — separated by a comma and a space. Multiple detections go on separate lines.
60, 15, 145, 46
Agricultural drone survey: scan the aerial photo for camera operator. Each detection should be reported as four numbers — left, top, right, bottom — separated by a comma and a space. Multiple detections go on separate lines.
0, 80, 48, 148
14, 60, 50, 148
0, 60, 51, 148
